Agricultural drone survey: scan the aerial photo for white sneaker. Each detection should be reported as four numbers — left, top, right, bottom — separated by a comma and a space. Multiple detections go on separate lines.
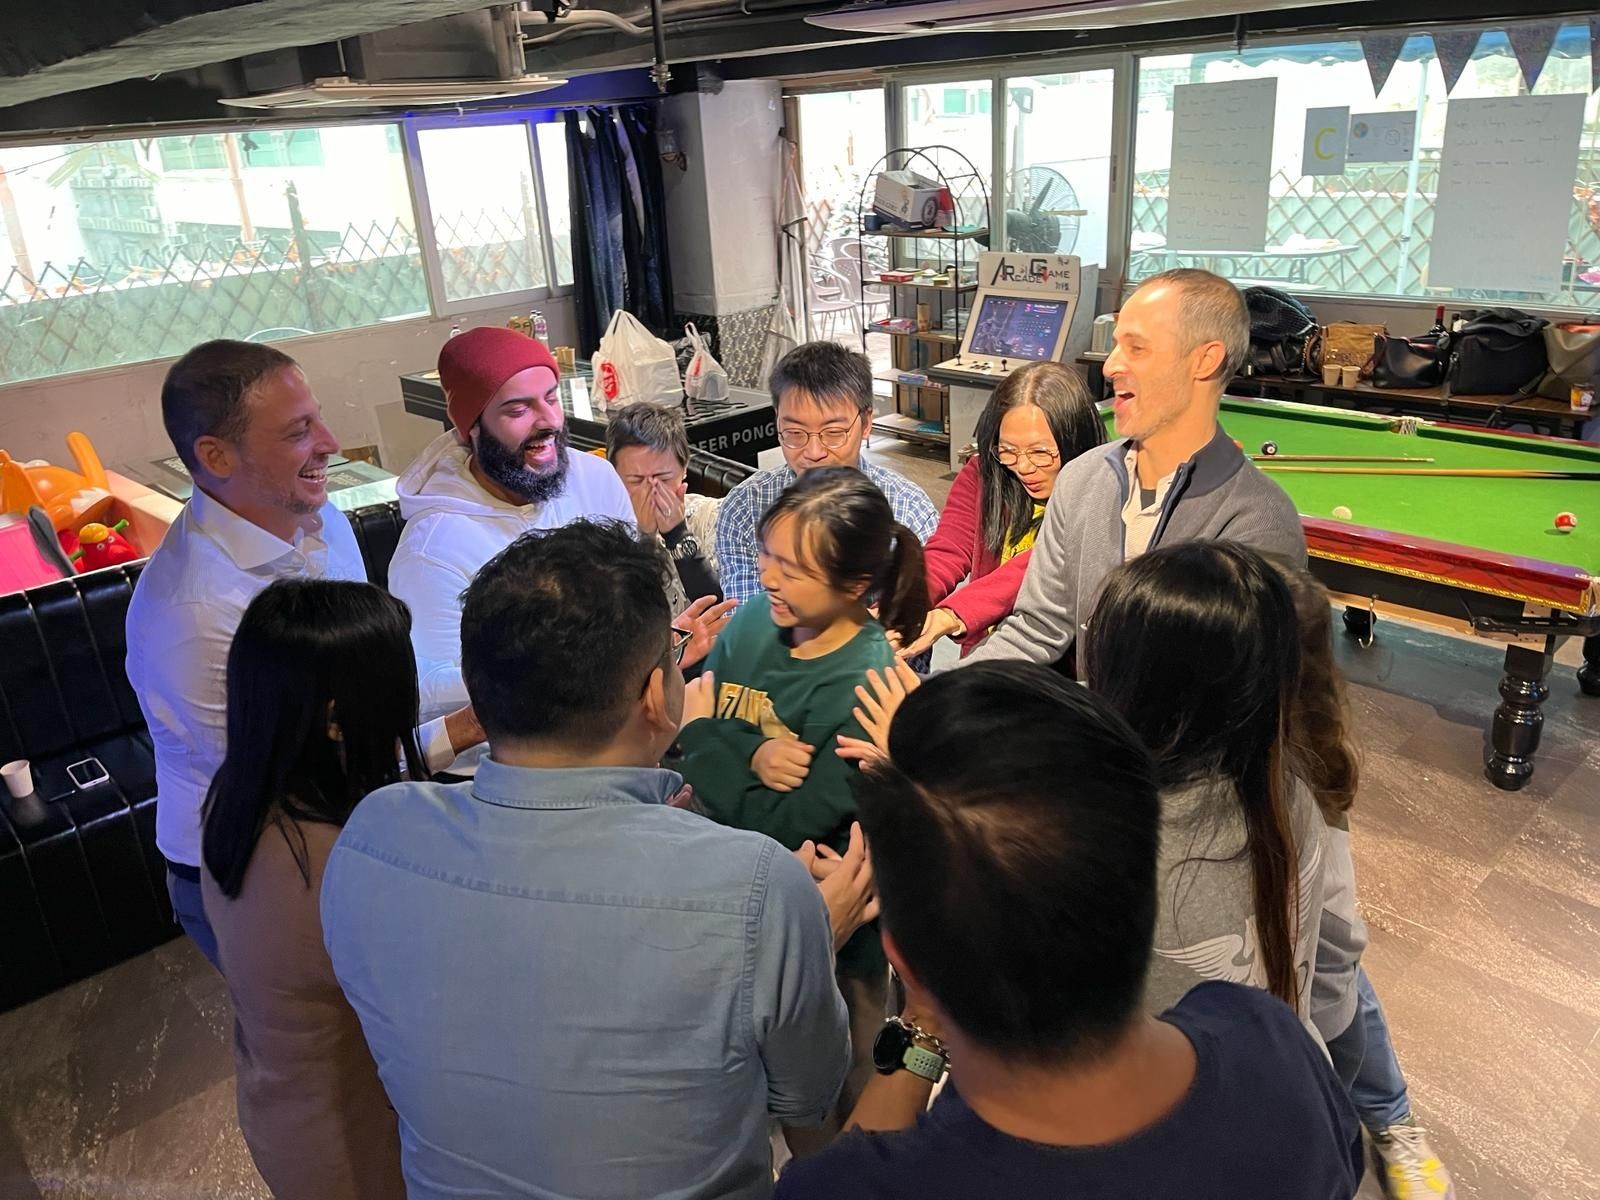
1370, 1122, 1455, 1199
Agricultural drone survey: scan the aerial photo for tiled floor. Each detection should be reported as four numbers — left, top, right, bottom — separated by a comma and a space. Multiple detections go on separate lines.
1, 441, 1596, 1198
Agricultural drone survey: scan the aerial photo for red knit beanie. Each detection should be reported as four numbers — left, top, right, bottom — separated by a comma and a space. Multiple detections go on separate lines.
437, 327, 561, 439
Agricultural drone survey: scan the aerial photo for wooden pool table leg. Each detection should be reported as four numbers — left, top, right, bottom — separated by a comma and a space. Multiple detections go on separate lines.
1579, 634, 1600, 698
1487, 641, 1556, 791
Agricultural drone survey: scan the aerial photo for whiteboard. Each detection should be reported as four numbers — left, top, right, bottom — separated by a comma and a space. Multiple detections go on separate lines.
1430, 94, 1586, 294
1166, 79, 1277, 252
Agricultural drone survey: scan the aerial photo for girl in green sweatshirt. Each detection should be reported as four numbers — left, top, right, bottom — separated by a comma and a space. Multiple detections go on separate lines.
677, 467, 929, 1132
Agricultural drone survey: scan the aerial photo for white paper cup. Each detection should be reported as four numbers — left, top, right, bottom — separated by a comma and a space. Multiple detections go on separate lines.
1321, 365, 1341, 386
1, 760, 33, 799
1340, 365, 1362, 387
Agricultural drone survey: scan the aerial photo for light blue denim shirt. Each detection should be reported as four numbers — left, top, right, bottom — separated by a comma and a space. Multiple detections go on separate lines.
321, 758, 849, 1200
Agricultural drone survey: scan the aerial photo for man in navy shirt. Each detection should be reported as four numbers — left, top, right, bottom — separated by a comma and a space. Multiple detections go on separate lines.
779, 663, 1364, 1200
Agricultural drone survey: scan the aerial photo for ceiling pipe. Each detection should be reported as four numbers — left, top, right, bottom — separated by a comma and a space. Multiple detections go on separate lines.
517, 9, 652, 43
649, 0, 671, 92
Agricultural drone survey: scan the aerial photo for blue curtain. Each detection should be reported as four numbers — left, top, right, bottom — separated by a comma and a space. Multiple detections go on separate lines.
563, 104, 674, 356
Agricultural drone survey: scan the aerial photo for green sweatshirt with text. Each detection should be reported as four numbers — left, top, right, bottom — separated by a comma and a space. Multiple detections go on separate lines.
677, 594, 894, 977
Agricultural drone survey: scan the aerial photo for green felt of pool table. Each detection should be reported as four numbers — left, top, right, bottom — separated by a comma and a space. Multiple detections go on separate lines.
1109, 400, 1600, 570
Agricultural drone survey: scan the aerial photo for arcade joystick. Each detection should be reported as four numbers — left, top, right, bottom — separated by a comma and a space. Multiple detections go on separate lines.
1000, 359, 1009, 372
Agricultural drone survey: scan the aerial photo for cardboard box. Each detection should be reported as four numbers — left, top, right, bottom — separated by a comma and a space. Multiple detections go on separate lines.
873, 170, 944, 228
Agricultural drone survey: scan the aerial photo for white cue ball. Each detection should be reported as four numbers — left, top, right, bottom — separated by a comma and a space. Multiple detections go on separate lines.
1332, 505, 1353, 520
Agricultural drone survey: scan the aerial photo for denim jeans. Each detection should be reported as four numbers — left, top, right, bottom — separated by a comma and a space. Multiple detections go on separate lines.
1343, 967, 1412, 1130
165, 866, 222, 972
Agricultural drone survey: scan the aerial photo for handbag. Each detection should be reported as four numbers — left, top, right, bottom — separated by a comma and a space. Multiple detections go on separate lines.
1529, 323, 1600, 400
1442, 308, 1548, 396
592, 309, 682, 407
1322, 322, 1386, 368
1369, 333, 1445, 389
1243, 286, 1318, 379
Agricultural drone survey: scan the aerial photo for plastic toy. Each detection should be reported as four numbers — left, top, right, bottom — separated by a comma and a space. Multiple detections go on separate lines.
72, 520, 141, 571
0, 432, 114, 532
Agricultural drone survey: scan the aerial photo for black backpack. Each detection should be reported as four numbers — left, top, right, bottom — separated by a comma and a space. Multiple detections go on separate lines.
1441, 309, 1549, 396
1243, 286, 1318, 378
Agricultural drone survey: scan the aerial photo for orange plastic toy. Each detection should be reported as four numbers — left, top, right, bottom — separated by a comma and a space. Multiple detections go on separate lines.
0, 432, 114, 532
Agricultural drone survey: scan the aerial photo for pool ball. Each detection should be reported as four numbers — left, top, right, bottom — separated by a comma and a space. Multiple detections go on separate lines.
1332, 505, 1353, 520
1554, 511, 1578, 532
1261, 441, 1279, 456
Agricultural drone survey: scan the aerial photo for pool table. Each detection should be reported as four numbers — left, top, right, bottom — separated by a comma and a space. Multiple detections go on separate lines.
1210, 397, 1600, 790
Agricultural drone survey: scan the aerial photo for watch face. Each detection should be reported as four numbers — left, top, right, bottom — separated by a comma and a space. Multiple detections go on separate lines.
872, 1019, 912, 1074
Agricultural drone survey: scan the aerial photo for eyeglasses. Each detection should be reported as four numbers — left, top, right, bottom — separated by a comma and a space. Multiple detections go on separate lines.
778, 410, 863, 452
669, 626, 693, 665
992, 445, 1061, 470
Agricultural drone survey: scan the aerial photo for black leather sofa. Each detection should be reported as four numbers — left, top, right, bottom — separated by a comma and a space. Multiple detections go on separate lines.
0, 446, 756, 1010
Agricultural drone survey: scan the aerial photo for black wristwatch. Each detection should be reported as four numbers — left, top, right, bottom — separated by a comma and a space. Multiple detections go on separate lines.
872, 1016, 948, 1082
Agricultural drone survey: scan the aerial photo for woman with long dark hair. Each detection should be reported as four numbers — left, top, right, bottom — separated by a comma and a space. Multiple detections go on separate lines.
201, 579, 475, 1200
899, 361, 1103, 659
1082, 541, 1324, 1021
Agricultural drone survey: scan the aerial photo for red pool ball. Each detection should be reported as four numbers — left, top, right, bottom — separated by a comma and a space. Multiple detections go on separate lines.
1554, 511, 1578, 532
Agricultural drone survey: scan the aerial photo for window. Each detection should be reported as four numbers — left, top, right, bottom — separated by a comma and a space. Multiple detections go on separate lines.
240, 129, 325, 168
534, 121, 574, 288
1130, 26, 1600, 310
797, 88, 888, 345
0, 124, 428, 386
897, 78, 994, 264
1005, 69, 1116, 268
157, 135, 227, 171
417, 123, 548, 303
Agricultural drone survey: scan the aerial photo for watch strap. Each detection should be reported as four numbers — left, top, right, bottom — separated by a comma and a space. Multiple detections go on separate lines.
902, 1043, 947, 1082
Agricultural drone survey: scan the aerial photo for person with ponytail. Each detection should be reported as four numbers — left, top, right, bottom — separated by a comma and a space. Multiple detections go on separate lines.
1274, 561, 1457, 1199
1082, 541, 1324, 1025
678, 466, 927, 1141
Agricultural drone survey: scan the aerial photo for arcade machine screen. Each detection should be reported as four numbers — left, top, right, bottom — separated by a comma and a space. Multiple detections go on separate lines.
965, 296, 1070, 362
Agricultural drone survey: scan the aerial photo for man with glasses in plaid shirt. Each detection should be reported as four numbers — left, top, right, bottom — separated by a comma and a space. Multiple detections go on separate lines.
715, 342, 939, 605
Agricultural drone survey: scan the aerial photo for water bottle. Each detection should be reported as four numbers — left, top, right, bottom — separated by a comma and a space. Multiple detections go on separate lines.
532, 310, 549, 346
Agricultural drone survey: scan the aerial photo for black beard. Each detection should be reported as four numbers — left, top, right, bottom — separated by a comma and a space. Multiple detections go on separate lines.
476, 422, 571, 503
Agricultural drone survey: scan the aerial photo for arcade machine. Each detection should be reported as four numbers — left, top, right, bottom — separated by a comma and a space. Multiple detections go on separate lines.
927, 252, 1097, 471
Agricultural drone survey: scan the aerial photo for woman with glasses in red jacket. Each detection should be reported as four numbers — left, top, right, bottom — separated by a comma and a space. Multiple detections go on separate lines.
900, 362, 1105, 660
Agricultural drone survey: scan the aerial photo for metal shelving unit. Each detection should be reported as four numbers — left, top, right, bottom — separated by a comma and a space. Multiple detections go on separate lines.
856, 146, 991, 449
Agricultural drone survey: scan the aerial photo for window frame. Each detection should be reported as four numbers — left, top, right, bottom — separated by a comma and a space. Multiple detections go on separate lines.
401, 111, 573, 319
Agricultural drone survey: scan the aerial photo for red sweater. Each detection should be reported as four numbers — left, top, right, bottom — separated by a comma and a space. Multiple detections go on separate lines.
923, 459, 1035, 657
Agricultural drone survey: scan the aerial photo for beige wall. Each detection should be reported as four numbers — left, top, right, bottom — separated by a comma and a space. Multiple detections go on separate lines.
0, 297, 577, 477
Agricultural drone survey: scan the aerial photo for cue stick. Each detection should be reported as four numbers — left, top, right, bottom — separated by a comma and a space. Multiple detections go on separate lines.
1247, 454, 1434, 463
1257, 465, 1600, 479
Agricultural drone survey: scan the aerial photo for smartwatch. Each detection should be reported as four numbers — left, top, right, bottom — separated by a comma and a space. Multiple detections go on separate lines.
871, 1016, 948, 1082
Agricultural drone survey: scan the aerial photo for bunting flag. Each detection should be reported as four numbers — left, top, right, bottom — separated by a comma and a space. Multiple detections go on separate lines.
1432, 30, 1481, 95
1360, 32, 1407, 97
1591, 17, 1600, 93
1507, 22, 1557, 93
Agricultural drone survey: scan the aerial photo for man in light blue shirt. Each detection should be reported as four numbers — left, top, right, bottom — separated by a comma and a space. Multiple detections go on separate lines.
716, 342, 938, 605
322, 519, 857, 1200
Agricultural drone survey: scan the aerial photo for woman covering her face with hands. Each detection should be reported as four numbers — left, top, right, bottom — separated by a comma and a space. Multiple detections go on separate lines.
606, 402, 724, 608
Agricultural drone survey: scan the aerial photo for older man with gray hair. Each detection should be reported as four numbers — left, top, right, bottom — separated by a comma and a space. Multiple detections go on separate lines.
965, 268, 1305, 669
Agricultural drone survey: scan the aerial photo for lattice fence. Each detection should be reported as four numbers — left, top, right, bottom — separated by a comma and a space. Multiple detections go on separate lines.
0, 221, 431, 385
432, 205, 547, 299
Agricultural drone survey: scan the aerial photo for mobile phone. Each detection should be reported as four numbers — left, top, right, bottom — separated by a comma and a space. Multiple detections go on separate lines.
66, 758, 110, 790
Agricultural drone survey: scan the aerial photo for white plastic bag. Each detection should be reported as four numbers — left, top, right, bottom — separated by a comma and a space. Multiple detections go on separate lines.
682, 322, 731, 403
593, 309, 681, 407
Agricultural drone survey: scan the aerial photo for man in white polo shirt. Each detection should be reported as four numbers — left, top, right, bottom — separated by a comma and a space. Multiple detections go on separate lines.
126, 341, 479, 968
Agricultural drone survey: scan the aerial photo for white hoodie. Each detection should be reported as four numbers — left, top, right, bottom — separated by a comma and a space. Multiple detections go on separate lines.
389, 431, 634, 771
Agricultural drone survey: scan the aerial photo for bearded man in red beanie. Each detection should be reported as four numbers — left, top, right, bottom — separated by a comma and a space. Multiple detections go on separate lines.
388, 327, 636, 774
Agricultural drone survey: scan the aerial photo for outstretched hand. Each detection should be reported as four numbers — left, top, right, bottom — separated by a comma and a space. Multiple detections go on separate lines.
896, 607, 965, 660
836, 660, 922, 765
678, 595, 737, 670
794, 822, 879, 950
